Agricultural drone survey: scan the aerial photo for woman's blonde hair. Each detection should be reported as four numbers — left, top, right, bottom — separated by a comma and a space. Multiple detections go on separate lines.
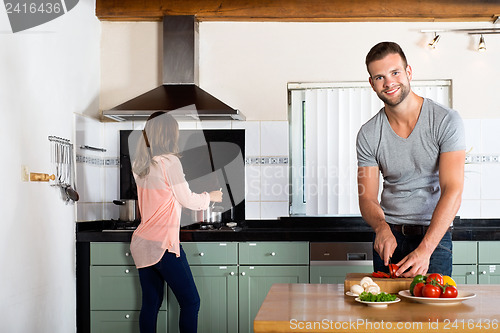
132, 111, 180, 177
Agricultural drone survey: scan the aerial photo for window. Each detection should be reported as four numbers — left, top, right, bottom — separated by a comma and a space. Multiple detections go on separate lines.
288, 81, 452, 216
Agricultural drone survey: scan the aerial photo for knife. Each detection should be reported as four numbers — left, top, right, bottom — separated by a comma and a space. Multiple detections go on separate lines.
388, 257, 395, 278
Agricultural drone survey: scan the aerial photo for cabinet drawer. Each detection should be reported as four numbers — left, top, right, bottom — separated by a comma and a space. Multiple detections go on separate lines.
91, 242, 134, 266
239, 242, 309, 265
90, 266, 167, 311
478, 242, 500, 264
91, 311, 166, 333
452, 241, 477, 265
182, 242, 238, 265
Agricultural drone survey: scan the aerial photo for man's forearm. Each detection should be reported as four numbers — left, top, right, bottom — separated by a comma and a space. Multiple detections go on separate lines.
359, 198, 390, 234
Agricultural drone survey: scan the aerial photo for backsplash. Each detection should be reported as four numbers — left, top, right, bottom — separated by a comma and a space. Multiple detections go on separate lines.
75, 114, 500, 221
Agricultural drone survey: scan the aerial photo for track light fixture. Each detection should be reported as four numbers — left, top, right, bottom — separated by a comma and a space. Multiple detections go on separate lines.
478, 35, 486, 52
428, 33, 441, 49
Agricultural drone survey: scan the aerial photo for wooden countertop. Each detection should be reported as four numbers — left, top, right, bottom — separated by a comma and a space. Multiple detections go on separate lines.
254, 284, 500, 332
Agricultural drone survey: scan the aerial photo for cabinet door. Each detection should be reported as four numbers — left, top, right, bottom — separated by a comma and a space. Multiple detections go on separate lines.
91, 242, 135, 265
90, 266, 166, 310
182, 242, 238, 265
91, 310, 166, 333
238, 265, 309, 333
452, 241, 477, 265
478, 242, 500, 264
168, 265, 238, 333
239, 242, 309, 265
310, 264, 373, 284
452, 265, 477, 284
478, 265, 500, 284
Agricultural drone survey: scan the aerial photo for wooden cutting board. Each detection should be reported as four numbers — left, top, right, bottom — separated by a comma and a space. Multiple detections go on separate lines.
344, 272, 413, 294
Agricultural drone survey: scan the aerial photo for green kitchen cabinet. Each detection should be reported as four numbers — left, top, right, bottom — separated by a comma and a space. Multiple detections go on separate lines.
168, 243, 238, 333
452, 241, 478, 284
309, 264, 373, 284
238, 265, 309, 333
238, 242, 309, 333
90, 242, 167, 333
91, 311, 166, 333
478, 242, 500, 284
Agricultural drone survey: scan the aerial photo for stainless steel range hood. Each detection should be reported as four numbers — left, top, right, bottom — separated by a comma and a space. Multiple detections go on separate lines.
103, 16, 245, 122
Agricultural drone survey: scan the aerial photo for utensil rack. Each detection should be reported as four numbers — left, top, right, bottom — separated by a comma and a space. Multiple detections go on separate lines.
48, 136, 78, 201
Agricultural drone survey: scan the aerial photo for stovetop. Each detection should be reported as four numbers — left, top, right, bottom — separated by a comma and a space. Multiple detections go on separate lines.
100, 220, 242, 232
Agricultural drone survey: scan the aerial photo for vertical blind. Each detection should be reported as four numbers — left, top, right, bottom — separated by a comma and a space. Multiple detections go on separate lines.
289, 81, 451, 216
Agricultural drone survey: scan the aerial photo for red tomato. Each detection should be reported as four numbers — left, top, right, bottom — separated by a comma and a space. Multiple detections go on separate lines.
422, 284, 441, 298
426, 273, 444, 285
413, 282, 425, 297
441, 285, 458, 298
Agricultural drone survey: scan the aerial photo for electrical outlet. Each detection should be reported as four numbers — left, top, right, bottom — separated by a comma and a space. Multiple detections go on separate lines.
21, 165, 29, 182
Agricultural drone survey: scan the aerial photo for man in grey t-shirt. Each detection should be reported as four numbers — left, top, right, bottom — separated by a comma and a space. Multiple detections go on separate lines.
356, 42, 465, 278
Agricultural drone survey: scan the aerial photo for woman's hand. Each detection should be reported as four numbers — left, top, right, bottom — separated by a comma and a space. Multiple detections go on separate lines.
209, 190, 223, 202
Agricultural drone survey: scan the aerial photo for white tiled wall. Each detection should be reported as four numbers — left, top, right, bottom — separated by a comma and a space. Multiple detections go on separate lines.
74, 116, 500, 221
459, 119, 500, 218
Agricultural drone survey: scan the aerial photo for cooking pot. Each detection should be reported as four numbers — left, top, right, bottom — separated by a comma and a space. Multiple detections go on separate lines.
192, 205, 224, 223
113, 199, 140, 222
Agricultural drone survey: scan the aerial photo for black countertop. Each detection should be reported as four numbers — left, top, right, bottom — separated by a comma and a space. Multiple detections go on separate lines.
76, 217, 500, 243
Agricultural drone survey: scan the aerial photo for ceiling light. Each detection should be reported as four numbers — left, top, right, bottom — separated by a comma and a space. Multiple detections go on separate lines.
428, 33, 441, 49
478, 35, 486, 52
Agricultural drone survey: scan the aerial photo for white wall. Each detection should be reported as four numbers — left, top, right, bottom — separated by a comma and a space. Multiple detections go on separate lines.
0, 1, 100, 332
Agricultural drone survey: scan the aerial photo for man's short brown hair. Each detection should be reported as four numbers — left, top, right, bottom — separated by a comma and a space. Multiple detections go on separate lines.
365, 41, 408, 75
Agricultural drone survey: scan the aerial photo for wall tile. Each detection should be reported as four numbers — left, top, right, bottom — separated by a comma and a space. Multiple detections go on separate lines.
76, 203, 104, 222
245, 165, 261, 201
481, 119, 500, 154
480, 200, 500, 218
458, 200, 481, 218
463, 119, 481, 154
245, 201, 260, 220
480, 164, 500, 199
261, 121, 288, 156
103, 121, 133, 157
463, 164, 481, 200
261, 202, 289, 220
232, 121, 260, 156
197, 120, 232, 129
260, 165, 289, 201
105, 167, 119, 201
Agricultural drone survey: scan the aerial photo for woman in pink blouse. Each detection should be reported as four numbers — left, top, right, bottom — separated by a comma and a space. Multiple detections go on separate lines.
130, 111, 222, 333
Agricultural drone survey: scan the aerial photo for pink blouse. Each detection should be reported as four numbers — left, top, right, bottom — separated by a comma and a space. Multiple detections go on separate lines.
130, 154, 210, 268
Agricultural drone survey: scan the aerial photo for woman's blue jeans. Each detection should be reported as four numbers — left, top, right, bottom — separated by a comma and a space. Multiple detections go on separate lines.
138, 245, 200, 333
373, 227, 453, 276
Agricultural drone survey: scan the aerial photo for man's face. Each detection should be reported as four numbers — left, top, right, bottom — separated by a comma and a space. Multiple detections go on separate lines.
368, 53, 412, 107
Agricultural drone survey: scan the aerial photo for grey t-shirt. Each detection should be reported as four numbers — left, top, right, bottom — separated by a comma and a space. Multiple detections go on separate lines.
356, 98, 465, 225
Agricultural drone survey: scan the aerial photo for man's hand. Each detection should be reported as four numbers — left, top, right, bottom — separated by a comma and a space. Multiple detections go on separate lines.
373, 227, 397, 266
395, 248, 432, 277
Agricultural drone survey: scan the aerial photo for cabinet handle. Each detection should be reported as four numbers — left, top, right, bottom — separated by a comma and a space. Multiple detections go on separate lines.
125, 252, 130, 257
125, 314, 130, 319
125, 269, 130, 274
230, 272, 235, 276
481, 271, 487, 275
199, 252, 205, 257
241, 272, 246, 276
270, 252, 276, 256
469, 271, 475, 275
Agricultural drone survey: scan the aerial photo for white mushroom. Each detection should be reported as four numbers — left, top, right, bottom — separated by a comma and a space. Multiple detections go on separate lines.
360, 277, 374, 289
365, 284, 381, 295
350, 284, 364, 296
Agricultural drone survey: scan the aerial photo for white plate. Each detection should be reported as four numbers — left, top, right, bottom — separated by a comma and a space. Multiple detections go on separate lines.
398, 290, 476, 305
345, 291, 360, 297
355, 297, 400, 308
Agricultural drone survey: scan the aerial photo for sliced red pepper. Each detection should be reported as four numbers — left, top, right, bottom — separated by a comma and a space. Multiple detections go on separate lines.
372, 271, 390, 278
388, 264, 399, 278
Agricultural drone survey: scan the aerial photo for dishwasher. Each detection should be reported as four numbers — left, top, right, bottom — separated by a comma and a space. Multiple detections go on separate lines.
310, 242, 374, 284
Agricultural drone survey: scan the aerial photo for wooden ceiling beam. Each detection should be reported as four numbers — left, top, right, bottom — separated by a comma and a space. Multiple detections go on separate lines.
96, 0, 500, 22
